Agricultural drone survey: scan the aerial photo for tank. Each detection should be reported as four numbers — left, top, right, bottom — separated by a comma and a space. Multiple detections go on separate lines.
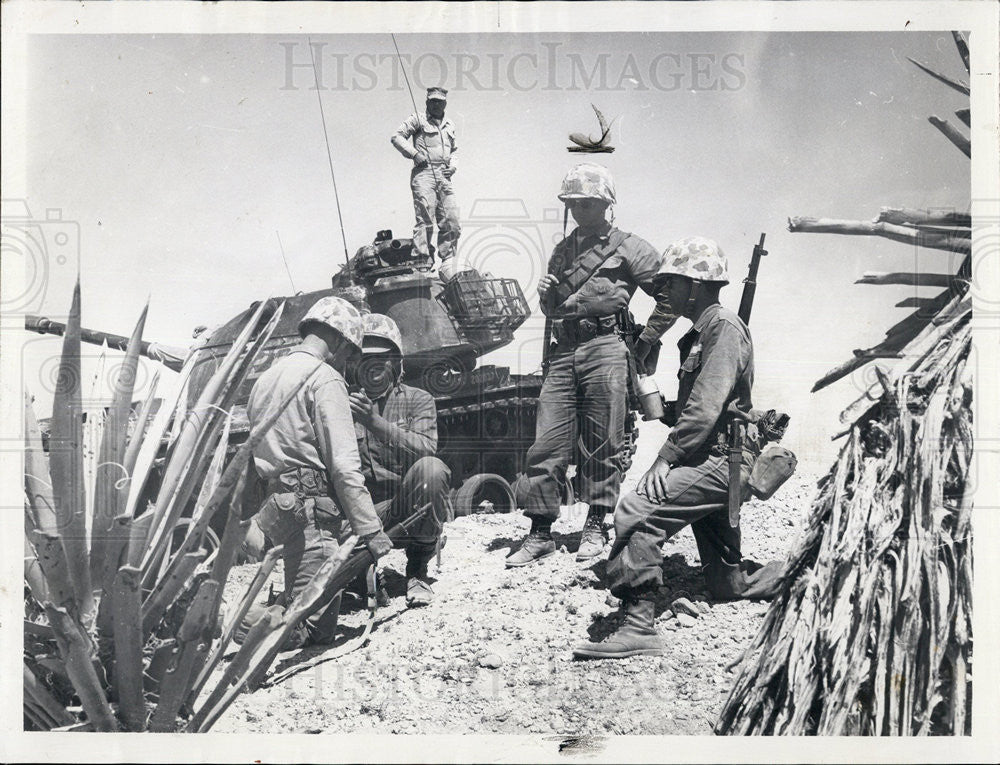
26, 229, 638, 513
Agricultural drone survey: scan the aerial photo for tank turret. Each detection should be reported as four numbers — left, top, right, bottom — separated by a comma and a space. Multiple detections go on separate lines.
25, 230, 551, 514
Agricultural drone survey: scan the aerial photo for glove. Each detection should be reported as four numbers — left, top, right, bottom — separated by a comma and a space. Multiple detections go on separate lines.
361, 530, 392, 561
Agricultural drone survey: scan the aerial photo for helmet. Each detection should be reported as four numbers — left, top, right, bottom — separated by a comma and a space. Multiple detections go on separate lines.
361, 313, 403, 355
658, 237, 729, 284
298, 296, 364, 350
558, 163, 616, 205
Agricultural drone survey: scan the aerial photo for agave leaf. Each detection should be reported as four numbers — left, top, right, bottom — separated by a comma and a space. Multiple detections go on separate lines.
25, 396, 77, 610
188, 544, 283, 707
123, 357, 193, 520
142, 297, 272, 575
141, 550, 205, 639
154, 356, 320, 597
95, 514, 134, 639
111, 565, 147, 731
91, 304, 148, 583
24, 664, 76, 730
47, 281, 95, 624
24, 533, 51, 605
148, 579, 219, 731
122, 368, 160, 479
150, 303, 284, 586
44, 603, 118, 731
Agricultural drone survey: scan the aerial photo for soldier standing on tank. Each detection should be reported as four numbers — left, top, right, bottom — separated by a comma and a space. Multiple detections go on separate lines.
573, 238, 784, 660
391, 87, 463, 281
347, 313, 452, 606
241, 296, 392, 649
506, 163, 665, 567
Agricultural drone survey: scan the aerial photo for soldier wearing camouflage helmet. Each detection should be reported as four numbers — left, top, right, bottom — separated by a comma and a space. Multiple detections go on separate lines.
242, 296, 392, 650
574, 238, 782, 661
347, 313, 452, 607
506, 163, 666, 567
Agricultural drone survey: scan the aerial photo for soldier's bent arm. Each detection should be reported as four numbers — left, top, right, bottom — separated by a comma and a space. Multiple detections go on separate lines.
367, 389, 438, 465
657, 318, 750, 465
391, 114, 420, 160
639, 282, 679, 345
313, 378, 383, 536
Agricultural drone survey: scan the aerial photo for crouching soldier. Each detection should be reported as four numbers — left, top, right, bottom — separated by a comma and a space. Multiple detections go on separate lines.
348, 313, 451, 607
574, 238, 783, 660
242, 296, 392, 650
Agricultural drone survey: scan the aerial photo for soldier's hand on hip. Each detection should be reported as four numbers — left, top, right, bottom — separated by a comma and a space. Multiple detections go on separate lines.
349, 391, 375, 423
537, 274, 558, 300
442, 165, 456, 179
637, 457, 672, 503
413, 151, 429, 167
361, 530, 393, 560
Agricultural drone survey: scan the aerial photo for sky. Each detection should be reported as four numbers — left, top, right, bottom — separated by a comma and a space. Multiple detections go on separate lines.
19, 30, 972, 469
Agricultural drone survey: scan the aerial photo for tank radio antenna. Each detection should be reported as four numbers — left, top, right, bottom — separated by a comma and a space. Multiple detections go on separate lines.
391, 33, 442, 188
308, 37, 352, 271
275, 230, 297, 294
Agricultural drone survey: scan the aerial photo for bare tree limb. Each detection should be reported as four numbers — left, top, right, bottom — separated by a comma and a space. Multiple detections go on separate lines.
875, 207, 971, 229
928, 116, 971, 158
855, 272, 959, 288
952, 31, 970, 74
907, 57, 970, 95
788, 217, 971, 254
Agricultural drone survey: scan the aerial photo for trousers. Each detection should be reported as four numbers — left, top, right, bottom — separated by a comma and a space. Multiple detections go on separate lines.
411, 166, 461, 264
606, 449, 758, 600
371, 456, 451, 566
256, 490, 343, 645
522, 334, 628, 522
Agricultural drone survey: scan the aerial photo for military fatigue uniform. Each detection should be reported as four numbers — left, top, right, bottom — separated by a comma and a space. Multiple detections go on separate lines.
522, 222, 662, 522
247, 345, 381, 646
391, 113, 461, 264
354, 382, 451, 573
607, 304, 770, 600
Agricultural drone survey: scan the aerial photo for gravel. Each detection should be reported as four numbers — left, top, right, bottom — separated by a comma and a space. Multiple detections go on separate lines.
207, 470, 817, 735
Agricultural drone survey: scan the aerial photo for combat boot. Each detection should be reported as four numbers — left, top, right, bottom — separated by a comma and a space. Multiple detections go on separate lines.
405, 551, 435, 608
505, 523, 556, 568
572, 598, 664, 660
576, 512, 608, 562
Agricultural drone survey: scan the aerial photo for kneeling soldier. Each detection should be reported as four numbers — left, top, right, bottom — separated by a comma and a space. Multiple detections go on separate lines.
349, 313, 451, 607
244, 296, 392, 649
574, 238, 782, 660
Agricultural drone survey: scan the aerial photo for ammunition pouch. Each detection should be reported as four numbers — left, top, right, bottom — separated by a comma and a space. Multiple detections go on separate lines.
552, 314, 618, 346
748, 446, 797, 500
263, 467, 342, 532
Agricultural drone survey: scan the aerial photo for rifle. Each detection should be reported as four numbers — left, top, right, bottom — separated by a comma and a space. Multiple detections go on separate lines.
728, 233, 768, 527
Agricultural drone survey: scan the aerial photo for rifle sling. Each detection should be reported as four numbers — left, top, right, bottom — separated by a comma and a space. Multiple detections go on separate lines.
547, 229, 630, 311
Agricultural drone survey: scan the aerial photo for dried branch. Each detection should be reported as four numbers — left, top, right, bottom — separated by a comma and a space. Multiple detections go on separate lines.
855, 271, 958, 288
907, 57, 970, 95
952, 31, 970, 74
788, 217, 971, 255
928, 116, 971, 158
874, 207, 971, 229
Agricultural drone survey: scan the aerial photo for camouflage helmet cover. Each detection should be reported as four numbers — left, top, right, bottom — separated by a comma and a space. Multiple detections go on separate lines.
658, 237, 730, 284
298, 295, 364, 350
361, 313, 404, 355
558, 163, 616, 205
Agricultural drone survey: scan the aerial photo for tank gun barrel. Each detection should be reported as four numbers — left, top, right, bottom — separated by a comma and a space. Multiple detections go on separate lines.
25, 315, 188, 373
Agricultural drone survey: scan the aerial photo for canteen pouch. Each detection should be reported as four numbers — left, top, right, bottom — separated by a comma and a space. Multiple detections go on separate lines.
748, 446, 798, 500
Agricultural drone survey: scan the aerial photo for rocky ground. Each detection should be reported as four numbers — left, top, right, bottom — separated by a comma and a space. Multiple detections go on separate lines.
207, 458, 819, 736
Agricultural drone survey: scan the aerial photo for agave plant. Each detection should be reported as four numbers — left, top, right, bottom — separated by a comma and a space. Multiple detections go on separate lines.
22, 281, 307, 732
